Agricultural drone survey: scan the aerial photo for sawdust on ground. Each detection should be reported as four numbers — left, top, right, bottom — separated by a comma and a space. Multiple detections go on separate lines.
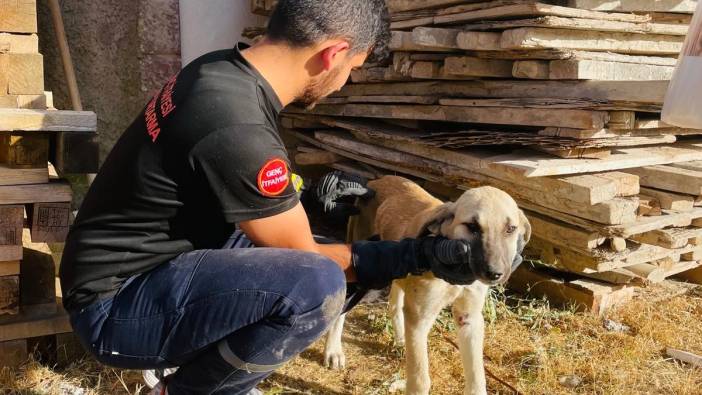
1, 281, 701, 395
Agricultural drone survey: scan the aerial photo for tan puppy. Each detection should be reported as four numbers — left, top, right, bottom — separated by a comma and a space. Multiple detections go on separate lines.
324, 176, 531, 395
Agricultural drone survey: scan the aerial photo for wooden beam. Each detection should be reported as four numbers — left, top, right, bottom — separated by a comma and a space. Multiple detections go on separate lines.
0, 276, 19, 315
388, 0, 465, 13
444, 56, 514, 78
464, 16, 689, 36
0, 304, 71, 342
0, 181, 72, 205
0, 33, 38, 53
501, 28, 684, 55
508, 265, 634, 315
549, 59, 674, 81
0, 206, 23, 262
626, 165, 702, 195
0, 131, 49, 169
333, 80, 669, 105
569, 0, 698, 13
294, 150, 342, 166
456, 31, 502, 51
513, 60, 550, 79
0, 109, 96, 132
304, 103, 609, 129
639, 187, 695, 211
0, 339, 27, 368
27, 202, 71, 243
0, 0, 37, 33
52, 131, 100, 174
435, 3, 651, 25
0, 261, 19, 277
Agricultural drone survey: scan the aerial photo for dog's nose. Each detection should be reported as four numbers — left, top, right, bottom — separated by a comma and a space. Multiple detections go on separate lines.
485, 270, 503, 281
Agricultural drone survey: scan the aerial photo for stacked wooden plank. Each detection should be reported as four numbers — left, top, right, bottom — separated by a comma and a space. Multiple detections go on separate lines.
264, 0, 702, 314
0, 0, 98, 368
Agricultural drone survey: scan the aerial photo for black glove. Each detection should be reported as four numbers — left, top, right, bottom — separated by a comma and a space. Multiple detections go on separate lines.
301, 171, 375, 222
351, 236, 477, 290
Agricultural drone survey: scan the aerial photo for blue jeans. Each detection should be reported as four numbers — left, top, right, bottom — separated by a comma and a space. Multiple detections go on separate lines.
69, 231, 347, 394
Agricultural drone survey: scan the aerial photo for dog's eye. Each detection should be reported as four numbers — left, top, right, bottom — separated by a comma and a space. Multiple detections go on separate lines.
466, 222, 481, 233
506, 225, 518, 234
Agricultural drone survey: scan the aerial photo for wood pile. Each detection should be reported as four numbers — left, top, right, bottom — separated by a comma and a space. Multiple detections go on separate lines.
249, 0, 702, 314
0, 0, 98, 368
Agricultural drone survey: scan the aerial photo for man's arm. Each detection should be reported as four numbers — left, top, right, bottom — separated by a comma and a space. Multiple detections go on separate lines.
238, 202, 357, 281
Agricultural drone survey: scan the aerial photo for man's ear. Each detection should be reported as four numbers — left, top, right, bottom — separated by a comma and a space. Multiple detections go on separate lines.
320, 42, 350, 71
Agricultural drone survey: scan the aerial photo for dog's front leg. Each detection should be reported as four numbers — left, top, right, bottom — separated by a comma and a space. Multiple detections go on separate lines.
452, 284, 489, 395
389, 282, 405, 347
403, 281, 451, 395
324, 313, 346, 369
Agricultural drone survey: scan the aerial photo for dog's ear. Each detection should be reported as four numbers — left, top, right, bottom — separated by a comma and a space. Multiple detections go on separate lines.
518, 209, 532, 244
416, 202, 456, 237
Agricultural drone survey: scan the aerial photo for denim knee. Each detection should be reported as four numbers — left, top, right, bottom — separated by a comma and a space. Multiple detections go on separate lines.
288, 252, 346, 323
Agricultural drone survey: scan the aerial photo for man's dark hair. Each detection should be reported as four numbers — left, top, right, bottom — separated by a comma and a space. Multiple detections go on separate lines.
267, 0, 391, 62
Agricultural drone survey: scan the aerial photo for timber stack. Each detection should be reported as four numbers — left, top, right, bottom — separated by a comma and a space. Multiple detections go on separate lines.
250, 0, 702, 315
0, 0, 98, 367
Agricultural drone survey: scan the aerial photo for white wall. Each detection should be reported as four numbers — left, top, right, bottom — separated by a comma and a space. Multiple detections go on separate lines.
179, 0, 266, 66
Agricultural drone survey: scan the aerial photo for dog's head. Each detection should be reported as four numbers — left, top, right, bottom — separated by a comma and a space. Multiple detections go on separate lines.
417, 186, 531, 285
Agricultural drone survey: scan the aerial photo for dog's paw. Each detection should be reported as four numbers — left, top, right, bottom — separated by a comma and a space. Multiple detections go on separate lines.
324, 349, 346, 370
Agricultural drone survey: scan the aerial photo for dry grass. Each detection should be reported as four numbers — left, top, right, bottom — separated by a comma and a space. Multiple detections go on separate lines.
1, 281, 701, 394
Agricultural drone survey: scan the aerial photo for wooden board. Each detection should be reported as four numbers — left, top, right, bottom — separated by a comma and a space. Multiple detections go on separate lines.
52, 131, 100, 174
489, 144, 702, 178
568, 0, 698, 13
640, 187, 695, 211
464, 16, 689, 36
388, 0, 466, 13
0, 275, 19, 315
0, 339, 27, 368
303, 103, 609, 129
549, 59, 674, 81
0, 131, 48, 169
0, 33, 38, 53
0, 109, 97, 132
0, 93, 47, 109
443, 56, 514, 78
0, 205, 23, 262
333, 80, 670, 105
0, 261, 18, 277
626, 165, 702, 195
2, 53, 43, 94
0, 303, 71, 342
28, 202, 70, 243
20, 229, 57, 311
434, 3, 651, 25
0, 0, 37, 33
501, 28, 684, 55
632, 227, 702, 249
509, 265, 634, 315
0, 163, 46, 186
0, 180, 72, 205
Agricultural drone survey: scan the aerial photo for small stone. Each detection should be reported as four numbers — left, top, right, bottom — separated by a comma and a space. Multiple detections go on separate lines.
559, 375, 582, 389
603, 319, 631, 333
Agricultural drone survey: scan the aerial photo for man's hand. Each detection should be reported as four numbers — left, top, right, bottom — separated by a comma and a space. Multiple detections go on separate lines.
417, 237, 476, 285
350, 235, 476, 289
301, 171, 375, 222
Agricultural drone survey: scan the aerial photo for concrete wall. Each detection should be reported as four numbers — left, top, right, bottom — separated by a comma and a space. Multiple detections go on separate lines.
179, 0, 266, 66
38, 0, 182, 163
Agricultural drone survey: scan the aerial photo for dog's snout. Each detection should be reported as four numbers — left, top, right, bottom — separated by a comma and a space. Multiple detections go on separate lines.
485, 270, 503, 281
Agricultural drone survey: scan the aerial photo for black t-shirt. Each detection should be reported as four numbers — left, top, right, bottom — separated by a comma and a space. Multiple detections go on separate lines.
59, 44, 299, 311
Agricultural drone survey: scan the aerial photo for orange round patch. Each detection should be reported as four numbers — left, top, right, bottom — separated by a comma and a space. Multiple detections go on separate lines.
257, 158, 290, 197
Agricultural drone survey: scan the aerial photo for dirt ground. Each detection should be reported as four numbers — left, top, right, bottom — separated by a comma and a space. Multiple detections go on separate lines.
1, 280, 701, 395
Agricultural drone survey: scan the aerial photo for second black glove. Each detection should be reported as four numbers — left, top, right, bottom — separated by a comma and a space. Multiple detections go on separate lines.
351, 236, 478, 289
